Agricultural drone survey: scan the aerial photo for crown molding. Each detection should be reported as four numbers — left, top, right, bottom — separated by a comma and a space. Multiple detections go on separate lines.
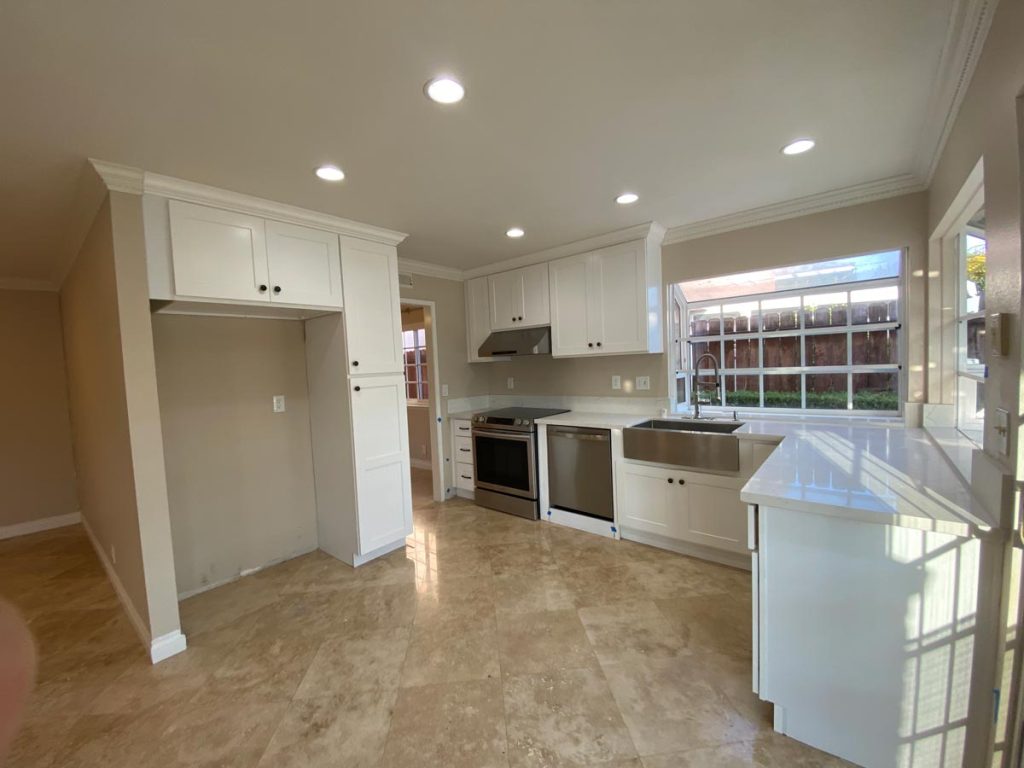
88, 159, 408, 247
462, 222, 664, 280
397, 258, 465, 282
913, 0, 997, 183
662, 174, 926, 246
0, 277, 58, 292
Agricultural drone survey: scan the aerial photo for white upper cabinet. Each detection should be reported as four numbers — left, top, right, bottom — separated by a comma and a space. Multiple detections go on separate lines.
265, 221, 342, 308
340, 237, 403, 376
549, 239, 661, 357
168, 200, 270, 302
488, 263, 550, 331
465, 276, 505, 362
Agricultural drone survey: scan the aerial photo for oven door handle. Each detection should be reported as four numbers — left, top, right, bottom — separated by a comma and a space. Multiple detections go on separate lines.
471, 428, 534, 441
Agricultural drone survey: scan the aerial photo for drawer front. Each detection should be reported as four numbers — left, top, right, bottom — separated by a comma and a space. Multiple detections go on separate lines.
455, 435, 474, 459
456, 462, 475, 490
452, 419, 473, 438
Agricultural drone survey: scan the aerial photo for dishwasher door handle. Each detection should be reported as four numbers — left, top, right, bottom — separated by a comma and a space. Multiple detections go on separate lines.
550, 431, 609, 442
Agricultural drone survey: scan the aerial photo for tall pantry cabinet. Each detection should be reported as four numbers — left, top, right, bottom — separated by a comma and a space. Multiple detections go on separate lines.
306, 236, 413, 566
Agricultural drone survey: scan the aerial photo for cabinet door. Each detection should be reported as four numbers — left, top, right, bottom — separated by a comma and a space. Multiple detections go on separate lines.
684, 480, 748, 553
466, 277, 501, 362
592, 241, 646, 354
519, 263, 551, 327
168, 200, 269, 302
265, 221, 342, 308
350, 374, 413, 554
616, 463, 686, 537
488, 270, 523, 331
340, 239, 403, 375
549, 253, 593, 357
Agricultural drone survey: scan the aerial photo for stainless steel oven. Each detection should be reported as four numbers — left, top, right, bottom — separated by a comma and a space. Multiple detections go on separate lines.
469, 407, 568, 519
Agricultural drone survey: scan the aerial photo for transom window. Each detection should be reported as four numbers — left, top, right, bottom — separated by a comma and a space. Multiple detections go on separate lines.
956, 208, 986, 443
402, 328, 429, 402
671, 250, 903, 414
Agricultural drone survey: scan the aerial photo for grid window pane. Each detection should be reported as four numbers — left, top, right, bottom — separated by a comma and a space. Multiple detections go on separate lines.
853, 373, 899, 411
762, 336, 799, 368
722, 302, 759, 334
760, 297, 800, 331
806, 374, 848, 410
957, 376, 985, 442
725, 375, 760, 407
690, 339, 722, 368
805, 333, 847, 366
964, 317, 986, 366
763, 374, 801, 408
851, 286, 899, 325
724, 337, 759, 369
689, 306, 721, 337
803, 292, 847, 328
964, 232, 987, 314
852, 329, 898, 365
406, 383, 418, 399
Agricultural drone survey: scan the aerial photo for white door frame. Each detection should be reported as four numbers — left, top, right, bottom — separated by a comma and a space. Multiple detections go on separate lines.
400, 299, 445, 502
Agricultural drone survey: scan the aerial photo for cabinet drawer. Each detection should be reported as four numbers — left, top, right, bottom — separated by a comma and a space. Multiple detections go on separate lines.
452, 419, 473, 437
454, 435, 474, 458
455, 462, 475, 490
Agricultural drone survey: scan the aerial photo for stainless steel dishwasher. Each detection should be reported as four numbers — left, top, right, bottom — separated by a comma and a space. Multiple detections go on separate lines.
546, 425, 613, 521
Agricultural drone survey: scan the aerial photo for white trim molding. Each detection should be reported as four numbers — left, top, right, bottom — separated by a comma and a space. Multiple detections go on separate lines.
397, 258, 465, 282
663, 174, 926, 245
913, 0, 998, 183
150, 630, 188, 664
89, 159, 408, 247
0, 512, 80, 540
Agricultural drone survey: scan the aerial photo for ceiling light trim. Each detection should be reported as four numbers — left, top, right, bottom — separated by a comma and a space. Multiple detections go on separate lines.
662, 174, 925, 245
463, 222, 665, 280
913, 0, 996, 183
89, 160, 407, 246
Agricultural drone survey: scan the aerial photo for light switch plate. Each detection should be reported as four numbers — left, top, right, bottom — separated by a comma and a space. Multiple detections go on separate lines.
273, 395, 286, 413
507, 377, 515, 390
612, 375, 622, 390
441, 384, 449, 397
636, 376, 651, 391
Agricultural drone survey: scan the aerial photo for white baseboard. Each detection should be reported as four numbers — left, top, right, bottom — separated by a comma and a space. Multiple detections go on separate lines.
410, 458, 432, 470
0, 511, 81, 540
80, 513, 154, 651
620, 527, 752, 571
150, 630, 187, 664
352, 537, 407, 566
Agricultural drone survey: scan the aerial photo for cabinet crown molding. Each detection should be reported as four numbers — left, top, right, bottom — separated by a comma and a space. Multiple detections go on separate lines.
89, 159, 408, 247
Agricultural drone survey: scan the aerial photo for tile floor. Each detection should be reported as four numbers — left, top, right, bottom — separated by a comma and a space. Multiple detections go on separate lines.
3, 469, 851, 767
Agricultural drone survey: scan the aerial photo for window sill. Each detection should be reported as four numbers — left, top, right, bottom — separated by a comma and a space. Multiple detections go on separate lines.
407, 401, 431, 409
675, 407, 903, 428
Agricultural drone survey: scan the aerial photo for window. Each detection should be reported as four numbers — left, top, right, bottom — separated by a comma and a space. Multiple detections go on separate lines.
956, 208, 986, 443
672, 251, 902, 414
402, 328, 429, 401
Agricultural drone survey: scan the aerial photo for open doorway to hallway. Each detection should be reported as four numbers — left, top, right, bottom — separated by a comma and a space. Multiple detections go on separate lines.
400, 302, 444, 506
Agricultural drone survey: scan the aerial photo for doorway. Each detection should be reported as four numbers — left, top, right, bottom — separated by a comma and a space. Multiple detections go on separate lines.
400, 301, 445, 504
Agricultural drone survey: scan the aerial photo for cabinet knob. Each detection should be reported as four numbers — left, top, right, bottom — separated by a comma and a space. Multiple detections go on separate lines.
678, 479, 685, 485
511, 317, 516, 322
258, 284, 268, 293
354, 386, 361, 392
517, 316, 523, 321
273, 286, 282, 294
588, 343, 594, 348
667, 478, 674, 484
352, 361, 359, 367
596, 342, 602, 347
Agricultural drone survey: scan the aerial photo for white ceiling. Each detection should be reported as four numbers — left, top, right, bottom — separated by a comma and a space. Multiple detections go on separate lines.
0, 0, 959, 283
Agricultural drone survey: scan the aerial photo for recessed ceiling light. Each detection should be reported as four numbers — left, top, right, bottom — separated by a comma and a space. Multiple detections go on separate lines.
506, 227, 525, 238
616, 192, 639, 205
315, 165, 345, 181
425, 76, 465, 104
781, 139, 815, 156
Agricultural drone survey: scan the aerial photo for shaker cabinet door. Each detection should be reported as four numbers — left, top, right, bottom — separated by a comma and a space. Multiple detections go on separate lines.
265, 221, 342, 308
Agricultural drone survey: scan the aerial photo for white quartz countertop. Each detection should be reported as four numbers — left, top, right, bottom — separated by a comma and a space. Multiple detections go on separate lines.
739, 422, 997, 538
534, 411, 650, 429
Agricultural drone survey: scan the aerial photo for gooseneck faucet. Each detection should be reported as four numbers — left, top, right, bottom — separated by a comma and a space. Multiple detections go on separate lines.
692, 352, 721, 419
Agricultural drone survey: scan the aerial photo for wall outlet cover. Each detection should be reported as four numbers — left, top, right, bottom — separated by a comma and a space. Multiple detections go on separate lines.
636, 376, 651, 391
441, 384, 449, 397
507, 377, 515, 390
612, 375, 622, 390
272, 395, 286, 413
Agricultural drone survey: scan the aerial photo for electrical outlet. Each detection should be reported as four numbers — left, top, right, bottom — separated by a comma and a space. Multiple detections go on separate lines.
611, 375, 622, 390
441, 384, 449, 397
636, 376, 651, 391
272, 395, 286, 413
507, 377, 515, 390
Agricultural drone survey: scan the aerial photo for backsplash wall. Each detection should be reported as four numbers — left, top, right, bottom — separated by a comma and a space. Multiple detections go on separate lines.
485, 352, 669, 398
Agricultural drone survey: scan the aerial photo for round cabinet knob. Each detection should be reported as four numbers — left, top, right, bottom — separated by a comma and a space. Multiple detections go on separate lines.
258, 284, 268, 293
273, 286, 282, 294
511, 317, 516, 322
354, 386, 361, 392
596, 342, 602, 347
678, 479, 686, 485
518, 316, 523, 321
588, 343, 594, 348
667, 478, 674, 484
352, 361, 359, 367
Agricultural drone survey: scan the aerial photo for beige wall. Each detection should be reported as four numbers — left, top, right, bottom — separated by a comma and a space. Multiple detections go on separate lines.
152, 315, 318, 596
928, 0, 1023, 474
485, 353, 668, 398
60, 192, 180, 642
407, 405, 432, 464
0, 290, 78, 530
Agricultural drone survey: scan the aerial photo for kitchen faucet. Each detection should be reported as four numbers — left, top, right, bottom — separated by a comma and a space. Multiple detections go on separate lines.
691, 352, 721, 419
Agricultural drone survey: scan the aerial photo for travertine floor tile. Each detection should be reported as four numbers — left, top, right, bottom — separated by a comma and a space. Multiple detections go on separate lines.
578, 600, 689, 664
294, 626, 411, 698
640, 730, 856, 767
655, 593, 752, 660
400, 614, 500, 687
497, 609, 599, 677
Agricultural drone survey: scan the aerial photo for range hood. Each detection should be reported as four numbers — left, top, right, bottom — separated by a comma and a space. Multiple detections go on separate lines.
478, 326, 551, 357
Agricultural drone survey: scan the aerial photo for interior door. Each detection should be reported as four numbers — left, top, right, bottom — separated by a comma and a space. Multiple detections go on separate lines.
168, 200, 269, 302
488, 270, 523, 331
265, 221, 342, 307
592, 241, 645, 354
350, 374, 412, 553
549, 253, 592, 356
340, 239, 403, 375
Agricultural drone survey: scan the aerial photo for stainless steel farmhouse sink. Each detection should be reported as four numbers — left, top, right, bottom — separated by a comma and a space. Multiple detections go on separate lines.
623, 419, 743, 472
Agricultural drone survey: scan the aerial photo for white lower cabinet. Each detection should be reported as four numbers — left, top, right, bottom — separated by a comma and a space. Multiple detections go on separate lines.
351, 374, 413, 554
451, 419, 475, 497
616, 461, 748, 555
